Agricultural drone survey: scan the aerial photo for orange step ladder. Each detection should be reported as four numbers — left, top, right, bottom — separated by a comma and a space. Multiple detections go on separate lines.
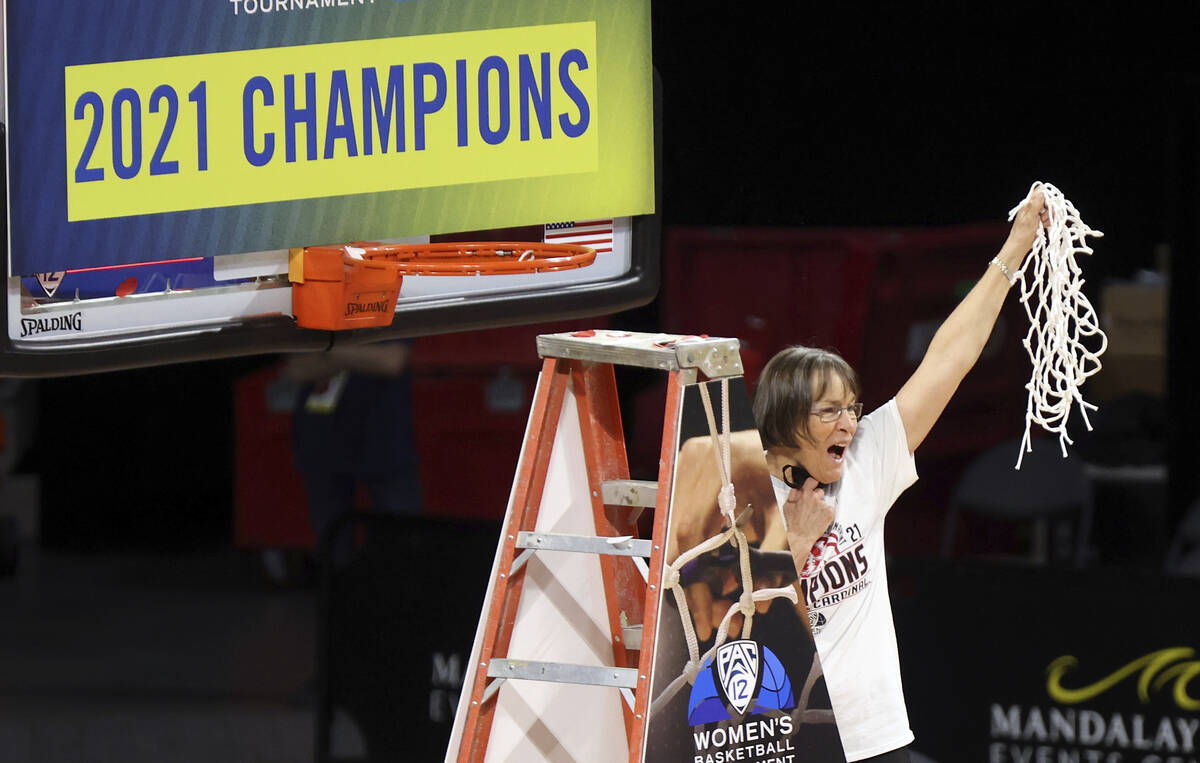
445, 330, 743, 762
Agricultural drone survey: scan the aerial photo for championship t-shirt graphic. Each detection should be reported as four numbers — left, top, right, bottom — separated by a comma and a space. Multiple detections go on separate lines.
797, 519, 870, 629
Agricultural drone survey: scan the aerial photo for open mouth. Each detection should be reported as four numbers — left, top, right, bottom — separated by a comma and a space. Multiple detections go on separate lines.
828, 445, 845, 461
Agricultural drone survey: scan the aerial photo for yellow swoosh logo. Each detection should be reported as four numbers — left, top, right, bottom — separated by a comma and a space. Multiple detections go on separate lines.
1046, 647, 1200, 709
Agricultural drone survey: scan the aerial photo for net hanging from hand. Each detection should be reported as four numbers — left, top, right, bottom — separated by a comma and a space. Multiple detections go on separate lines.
1008, 182, 1107, 469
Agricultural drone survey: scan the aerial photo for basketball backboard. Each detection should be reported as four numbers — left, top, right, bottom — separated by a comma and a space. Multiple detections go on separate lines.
1, 0, 657, 375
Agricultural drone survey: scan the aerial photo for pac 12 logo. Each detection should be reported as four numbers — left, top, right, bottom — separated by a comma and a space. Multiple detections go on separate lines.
687, 640, 796, 725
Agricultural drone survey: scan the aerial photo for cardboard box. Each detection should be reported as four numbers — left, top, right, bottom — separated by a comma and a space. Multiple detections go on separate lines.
1103, 281, 1167, 323
1101, 282, 1166, 355
1087, 352, 1165, 401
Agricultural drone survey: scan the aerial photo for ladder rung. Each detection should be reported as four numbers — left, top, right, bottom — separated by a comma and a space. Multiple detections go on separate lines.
600, 479, 658, 508
516, 531, 652, 557
536, 331, 743, 378
488, 659, 639, 689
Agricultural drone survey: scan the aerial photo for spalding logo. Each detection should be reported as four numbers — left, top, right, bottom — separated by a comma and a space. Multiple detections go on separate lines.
20, 311, 83, 337
344, 299, 392, 317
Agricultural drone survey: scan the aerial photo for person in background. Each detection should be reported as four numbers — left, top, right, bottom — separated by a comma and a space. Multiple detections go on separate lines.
284, 341, 421, 566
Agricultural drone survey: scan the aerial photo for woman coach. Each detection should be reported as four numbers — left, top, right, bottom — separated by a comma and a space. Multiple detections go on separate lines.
756, 188, 1049, 761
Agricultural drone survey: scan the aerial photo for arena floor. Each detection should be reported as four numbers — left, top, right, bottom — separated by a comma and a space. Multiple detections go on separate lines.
0, 551, 324, 763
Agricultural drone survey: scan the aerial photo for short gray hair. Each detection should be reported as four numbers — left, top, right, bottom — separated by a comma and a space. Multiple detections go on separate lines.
753, 346, 860, 449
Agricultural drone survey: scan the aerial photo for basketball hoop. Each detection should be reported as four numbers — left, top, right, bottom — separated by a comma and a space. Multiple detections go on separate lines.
290, 241, 597, 331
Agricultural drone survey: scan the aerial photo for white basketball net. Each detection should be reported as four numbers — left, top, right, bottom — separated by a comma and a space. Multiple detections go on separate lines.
1008, 181, 1108, 468
651, 377, 801, 715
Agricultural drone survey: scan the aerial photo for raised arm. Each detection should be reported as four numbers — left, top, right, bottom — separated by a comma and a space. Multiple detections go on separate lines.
895, 189, 1046, 452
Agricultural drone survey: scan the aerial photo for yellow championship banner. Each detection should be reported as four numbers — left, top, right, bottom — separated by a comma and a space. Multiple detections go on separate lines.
64, 22, 599, 222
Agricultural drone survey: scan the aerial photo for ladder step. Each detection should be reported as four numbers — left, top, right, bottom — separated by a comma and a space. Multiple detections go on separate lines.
600, 479, 658, 508
536, 331, 743, 378
487, 659, 639, 689
516, 531, 652, 557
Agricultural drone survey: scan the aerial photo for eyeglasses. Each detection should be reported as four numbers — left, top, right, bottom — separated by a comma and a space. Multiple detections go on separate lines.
809, 402, 863, 423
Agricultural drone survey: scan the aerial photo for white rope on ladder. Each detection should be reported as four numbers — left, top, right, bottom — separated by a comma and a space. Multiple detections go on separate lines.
1007, 181, 1108, 469
698, 381, 756, 639
653, 378, 799, 715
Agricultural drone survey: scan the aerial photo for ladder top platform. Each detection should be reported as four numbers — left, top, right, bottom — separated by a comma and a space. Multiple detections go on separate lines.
536, 331, 743, 378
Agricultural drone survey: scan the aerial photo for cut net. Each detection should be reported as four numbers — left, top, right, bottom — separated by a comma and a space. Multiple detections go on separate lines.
650, 377, 799, 715
1008, 181, 1108, 468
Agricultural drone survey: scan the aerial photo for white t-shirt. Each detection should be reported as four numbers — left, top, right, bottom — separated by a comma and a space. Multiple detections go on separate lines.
770, 398, 918, 761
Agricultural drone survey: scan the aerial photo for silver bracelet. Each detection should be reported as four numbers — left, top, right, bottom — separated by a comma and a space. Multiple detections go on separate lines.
989, 256, 1015, 286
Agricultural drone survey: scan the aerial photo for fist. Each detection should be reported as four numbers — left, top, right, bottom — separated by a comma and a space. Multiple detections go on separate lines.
781, 478, 835, 554
1007, 187, 1049, 253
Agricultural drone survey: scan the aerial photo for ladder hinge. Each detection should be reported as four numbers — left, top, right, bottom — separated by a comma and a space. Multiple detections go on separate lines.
536, 331, 743, 378
600, 479, 658, 508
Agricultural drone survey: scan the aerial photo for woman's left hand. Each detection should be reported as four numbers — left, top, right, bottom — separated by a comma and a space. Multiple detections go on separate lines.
1005, 186, 1049, 256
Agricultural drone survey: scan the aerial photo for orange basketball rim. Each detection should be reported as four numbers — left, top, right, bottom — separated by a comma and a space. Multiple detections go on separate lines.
290, 241, 597, 331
